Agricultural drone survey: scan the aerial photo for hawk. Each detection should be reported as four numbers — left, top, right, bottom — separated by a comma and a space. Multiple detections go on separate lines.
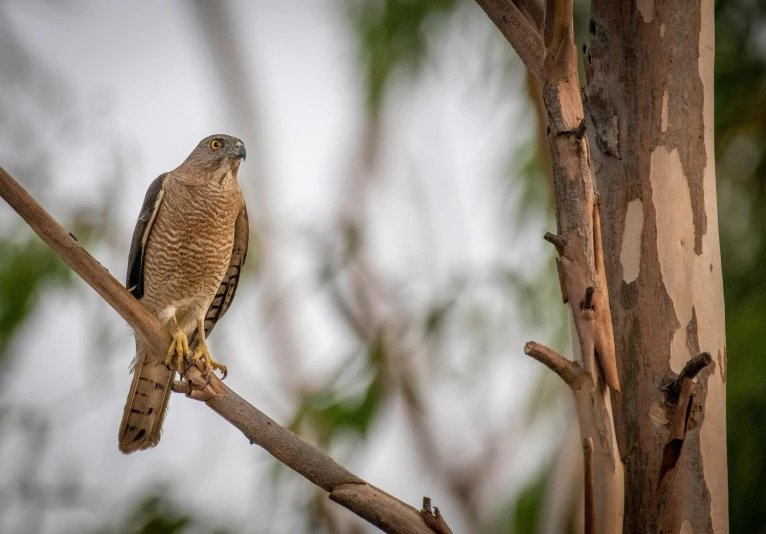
119, 134, 249, 453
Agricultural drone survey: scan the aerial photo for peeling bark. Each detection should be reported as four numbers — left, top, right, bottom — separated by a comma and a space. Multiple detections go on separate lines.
541, 0, 619, 394
586, 0, 727, 531
478, 0, 625, 531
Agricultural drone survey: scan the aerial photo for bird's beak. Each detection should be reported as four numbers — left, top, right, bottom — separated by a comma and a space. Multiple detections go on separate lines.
233, 143, 246, 161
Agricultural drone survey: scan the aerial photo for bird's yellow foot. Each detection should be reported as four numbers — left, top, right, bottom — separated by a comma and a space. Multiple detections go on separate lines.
193, 340, 228, 379
165, 329, 191, 372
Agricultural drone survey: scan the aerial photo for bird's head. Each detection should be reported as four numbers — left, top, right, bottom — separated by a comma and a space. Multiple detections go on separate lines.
182, 134, 247, 176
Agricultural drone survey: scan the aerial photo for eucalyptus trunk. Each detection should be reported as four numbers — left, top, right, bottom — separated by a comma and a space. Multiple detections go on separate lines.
585, 0, 727, 531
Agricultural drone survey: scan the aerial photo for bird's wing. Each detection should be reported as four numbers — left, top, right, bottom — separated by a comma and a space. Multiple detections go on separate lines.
126, 173, 168, 299
190, 203, 249, 346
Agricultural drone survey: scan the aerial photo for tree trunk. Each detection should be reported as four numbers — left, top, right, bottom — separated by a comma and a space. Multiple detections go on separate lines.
585, 0, 728, 531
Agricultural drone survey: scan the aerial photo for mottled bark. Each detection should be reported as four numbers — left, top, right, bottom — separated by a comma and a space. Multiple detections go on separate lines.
585, 0, 727, 531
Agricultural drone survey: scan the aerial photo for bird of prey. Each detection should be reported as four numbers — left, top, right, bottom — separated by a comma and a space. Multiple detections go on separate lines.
119, 134, 249, 454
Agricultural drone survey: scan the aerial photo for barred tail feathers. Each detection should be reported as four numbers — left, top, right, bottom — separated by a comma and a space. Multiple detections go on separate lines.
118, 341, 174, 453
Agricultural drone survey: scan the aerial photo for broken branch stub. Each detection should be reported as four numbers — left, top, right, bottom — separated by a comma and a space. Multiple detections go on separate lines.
667, 352, 713, 403
524, 338, 624, 534
524, 341, 584, 387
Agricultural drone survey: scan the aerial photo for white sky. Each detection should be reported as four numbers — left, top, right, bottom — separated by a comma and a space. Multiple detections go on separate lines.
0, 1, 569, 532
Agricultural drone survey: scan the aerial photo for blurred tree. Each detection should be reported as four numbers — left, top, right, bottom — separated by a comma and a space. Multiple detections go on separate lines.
715, 1, 766, 532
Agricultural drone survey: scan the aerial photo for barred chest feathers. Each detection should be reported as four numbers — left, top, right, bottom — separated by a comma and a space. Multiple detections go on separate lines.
140, 170, 244, 328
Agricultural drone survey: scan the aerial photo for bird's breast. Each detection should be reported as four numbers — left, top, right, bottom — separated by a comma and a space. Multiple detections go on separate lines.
140, 178, 243, 318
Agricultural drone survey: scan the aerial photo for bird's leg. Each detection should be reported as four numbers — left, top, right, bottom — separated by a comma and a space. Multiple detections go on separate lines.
164, 315, 191, 372
193, 317, 228, 379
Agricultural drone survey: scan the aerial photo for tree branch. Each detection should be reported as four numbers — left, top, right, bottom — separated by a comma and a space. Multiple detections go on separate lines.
479, 0, 625, 530
474, 0, 545, 82
515, 0, 544, 32
0, 165, 451, 534
524, 341, 583, 388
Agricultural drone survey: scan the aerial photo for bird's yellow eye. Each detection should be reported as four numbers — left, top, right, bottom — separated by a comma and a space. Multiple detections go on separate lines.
210, 140, 223, 150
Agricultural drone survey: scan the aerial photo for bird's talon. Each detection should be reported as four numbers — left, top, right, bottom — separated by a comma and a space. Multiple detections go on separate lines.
165, 329, 191, 372
193, 341, 227, 379
207, 360, 228, 379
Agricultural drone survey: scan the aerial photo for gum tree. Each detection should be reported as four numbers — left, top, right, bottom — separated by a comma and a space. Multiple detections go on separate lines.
475, 0, 727, 532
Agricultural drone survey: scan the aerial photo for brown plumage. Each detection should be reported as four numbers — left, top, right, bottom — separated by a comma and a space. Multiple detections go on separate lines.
119, 134, 249, 453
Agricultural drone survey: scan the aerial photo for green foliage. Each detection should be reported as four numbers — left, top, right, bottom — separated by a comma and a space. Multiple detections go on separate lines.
513, 468, 548, 534
349, 0, 456, 112
289, 337, 385, 445
0, 235, 71, 371
95, 492, 230, 534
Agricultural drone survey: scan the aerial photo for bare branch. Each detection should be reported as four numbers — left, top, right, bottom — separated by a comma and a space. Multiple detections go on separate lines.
515, 0, 544, 32
0, 165, 449, 534
474, 0, 545, 82
524, 341, 583, 388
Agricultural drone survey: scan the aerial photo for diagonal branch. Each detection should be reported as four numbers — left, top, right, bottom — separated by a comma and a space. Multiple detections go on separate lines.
474, 0, 545, 82
0, 165, 451, 534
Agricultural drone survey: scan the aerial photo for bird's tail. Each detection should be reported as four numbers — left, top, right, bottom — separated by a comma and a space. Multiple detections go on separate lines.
118, 340, 175, 453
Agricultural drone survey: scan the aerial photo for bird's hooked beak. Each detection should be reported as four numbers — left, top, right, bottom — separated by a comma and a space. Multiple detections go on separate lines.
233, 142, 246, 161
